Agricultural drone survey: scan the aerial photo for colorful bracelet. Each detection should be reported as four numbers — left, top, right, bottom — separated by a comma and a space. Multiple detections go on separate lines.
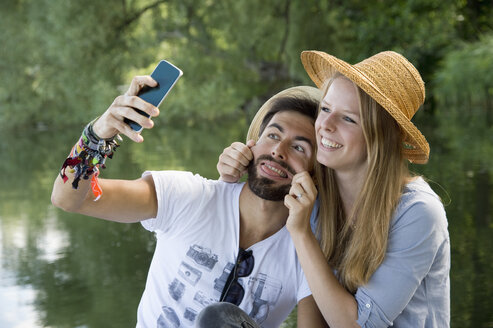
60, 119, 121, 201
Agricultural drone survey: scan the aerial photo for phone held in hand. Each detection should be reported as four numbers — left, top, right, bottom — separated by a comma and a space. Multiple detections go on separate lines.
124, 60, 183, 132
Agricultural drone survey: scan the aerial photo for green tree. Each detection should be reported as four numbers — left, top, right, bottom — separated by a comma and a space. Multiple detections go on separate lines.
0, 0, 474, 131
434, 34, 493, 174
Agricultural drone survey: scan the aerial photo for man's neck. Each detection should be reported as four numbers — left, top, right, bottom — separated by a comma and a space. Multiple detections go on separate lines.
238, 184, 289, 249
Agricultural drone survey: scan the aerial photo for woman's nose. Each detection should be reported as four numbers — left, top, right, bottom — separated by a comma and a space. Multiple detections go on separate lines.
317, 113, 335, 132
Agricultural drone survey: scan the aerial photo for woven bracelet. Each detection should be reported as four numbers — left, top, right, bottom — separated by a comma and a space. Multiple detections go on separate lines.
59, 119, 121, 200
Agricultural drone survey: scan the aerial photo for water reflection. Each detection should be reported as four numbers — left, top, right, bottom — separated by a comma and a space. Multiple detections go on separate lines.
0, 116, 492, 327
0, 118, 246, 327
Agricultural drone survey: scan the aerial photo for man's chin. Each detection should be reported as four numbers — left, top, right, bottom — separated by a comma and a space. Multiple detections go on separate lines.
247, 161, 292, 201
247, 177, 290, 202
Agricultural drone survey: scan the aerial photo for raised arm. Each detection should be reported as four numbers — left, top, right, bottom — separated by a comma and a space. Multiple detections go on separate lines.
286, 173, 448, 328
297, 295, 329, 328
285, 172, 360, 327
51, 76, 161, 223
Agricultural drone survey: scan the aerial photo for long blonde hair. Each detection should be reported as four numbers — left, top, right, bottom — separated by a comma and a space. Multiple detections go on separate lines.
315, 75, 409, 293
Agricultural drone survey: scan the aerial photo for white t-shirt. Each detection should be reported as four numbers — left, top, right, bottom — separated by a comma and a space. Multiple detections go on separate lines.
136, 171, 311, 328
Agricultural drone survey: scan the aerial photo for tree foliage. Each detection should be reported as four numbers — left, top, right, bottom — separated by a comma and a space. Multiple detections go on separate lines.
2, 0, 491, 132
434, 34, 493, 173
1, 1, 493, 327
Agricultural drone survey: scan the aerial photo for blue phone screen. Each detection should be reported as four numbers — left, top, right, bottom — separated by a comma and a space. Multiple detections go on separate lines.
125, 60, 183, 132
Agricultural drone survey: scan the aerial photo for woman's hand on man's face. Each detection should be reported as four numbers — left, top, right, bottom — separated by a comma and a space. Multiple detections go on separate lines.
217, 140, 255, 183
285, 171, 317, 234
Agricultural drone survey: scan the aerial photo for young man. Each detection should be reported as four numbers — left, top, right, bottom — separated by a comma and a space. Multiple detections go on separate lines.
51, 76, 325, 327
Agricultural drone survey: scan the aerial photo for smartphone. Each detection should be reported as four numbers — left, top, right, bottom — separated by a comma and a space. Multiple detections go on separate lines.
124, 60, 183, 132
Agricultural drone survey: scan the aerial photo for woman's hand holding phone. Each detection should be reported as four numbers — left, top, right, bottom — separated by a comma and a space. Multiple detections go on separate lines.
92, 76, 160, 143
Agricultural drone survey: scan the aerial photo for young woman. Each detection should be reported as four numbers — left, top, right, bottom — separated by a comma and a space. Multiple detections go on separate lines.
218, 51, 450, 327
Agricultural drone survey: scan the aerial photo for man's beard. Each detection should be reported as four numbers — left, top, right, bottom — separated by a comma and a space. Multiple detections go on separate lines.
247, 155, 296, 201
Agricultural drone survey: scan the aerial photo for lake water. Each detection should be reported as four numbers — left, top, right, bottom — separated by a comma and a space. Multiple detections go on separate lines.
0, 118, 491, 327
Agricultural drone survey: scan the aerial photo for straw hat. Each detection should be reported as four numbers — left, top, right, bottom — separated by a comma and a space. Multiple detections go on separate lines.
301, 50, 430, 164
246, 86, 322, 142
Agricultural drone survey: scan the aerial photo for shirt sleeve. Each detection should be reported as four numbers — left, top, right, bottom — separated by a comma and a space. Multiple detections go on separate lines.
140, 170, 210, 232
355, 191, 448, 327
309, 198, 320, 236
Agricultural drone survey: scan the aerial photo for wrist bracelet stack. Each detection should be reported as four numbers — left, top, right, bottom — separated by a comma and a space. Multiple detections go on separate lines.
60, 119, 121, 201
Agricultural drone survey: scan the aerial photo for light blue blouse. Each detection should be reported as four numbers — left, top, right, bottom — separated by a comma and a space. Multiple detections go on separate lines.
310, 177, 450, 327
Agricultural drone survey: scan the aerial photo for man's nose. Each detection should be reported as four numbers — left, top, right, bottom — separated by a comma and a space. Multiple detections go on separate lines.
271, 141, 288, 160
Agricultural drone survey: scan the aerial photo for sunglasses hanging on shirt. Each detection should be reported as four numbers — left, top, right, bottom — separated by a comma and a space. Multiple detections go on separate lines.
220, 247, 255, 306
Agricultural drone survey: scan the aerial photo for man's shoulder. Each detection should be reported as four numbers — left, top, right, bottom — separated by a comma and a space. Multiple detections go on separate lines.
148, 170, 239, 185
146, 170, 244, 197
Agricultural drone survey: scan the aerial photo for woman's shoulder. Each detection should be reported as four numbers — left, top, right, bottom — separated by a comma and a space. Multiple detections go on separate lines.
400, 176, 443, 208
392, 177, 448, 235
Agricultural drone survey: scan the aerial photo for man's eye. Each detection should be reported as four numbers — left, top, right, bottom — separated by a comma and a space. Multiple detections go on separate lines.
294, 145, 305, 153
268, 133, 280, 140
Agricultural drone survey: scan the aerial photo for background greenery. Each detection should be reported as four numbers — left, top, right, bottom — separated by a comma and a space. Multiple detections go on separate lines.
1, 0, 492, 327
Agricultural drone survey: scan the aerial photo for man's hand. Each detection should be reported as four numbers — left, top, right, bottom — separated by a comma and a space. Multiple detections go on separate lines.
217, 140, 255, 182
93, 76, 160, 143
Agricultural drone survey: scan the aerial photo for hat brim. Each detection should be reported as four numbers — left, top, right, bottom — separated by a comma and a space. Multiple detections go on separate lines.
246, 86, 322, 142
301, 50, 429, 164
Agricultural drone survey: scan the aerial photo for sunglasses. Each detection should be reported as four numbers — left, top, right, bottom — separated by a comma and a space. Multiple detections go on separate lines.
220, 247, 255, 306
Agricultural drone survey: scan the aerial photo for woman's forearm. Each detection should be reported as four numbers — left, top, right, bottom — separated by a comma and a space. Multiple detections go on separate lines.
290, 230, 360, 328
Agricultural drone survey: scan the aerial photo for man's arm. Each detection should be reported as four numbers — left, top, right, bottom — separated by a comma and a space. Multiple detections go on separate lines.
51, 76, 160, 222
51, 173, 157, 222
297, 295, 329, 327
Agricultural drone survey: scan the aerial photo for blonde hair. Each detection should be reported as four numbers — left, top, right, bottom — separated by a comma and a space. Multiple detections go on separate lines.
315, 75, 409, 293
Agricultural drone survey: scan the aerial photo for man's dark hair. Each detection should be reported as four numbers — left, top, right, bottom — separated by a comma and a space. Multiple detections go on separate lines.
258, 96, 318, 137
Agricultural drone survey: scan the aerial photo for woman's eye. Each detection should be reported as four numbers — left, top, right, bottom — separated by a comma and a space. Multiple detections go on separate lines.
344, 116, 356, 123
321, 106, 330, 113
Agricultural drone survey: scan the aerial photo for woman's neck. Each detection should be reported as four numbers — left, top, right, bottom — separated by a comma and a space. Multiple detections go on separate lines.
335, 170, 366, 219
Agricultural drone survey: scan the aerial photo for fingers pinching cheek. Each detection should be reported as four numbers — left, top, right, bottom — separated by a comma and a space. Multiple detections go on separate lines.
246, 139, 256, 148
290, 182, 304, 197
284, 195, 294, 209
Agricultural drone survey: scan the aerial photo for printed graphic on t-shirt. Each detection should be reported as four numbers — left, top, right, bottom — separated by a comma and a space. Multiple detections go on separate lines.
160, 243, 222, 327
186, 244, 219, 271
157, 306, 180, 328
212, 262, 284, 325
213, 262, 235, 293
183, 307, 198, 323
193, 291, 215, 307
158, 241, 284, 327
178, 262, 202, 285
247, 273, 283, 324
168, 278, 186, 301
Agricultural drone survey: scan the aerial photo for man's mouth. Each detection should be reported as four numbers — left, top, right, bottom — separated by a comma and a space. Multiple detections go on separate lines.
262, 163, 288, 178
253, 155, 295, 180
321, 137, 342, 149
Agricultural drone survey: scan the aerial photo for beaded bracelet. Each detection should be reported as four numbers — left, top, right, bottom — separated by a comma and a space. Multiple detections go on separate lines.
60, 119, 121, 201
